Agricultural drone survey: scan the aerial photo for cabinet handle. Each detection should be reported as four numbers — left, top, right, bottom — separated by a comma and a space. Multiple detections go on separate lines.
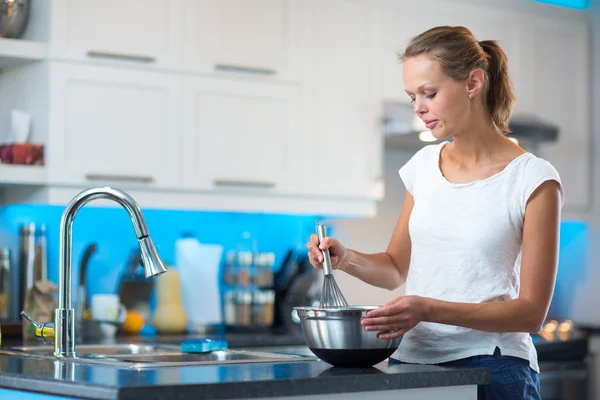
214, 64, 276, 76
86, 50, 155, 64
85, 173, 155, 183
213, 179, 276, 189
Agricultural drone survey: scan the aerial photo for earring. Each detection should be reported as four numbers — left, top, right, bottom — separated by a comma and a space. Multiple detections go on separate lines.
468, 94, 473, 100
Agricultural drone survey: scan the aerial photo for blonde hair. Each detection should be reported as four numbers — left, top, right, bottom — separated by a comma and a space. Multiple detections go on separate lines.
399, 26, 516, 132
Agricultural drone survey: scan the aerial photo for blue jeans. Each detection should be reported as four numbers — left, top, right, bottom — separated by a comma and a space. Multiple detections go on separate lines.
391, 347, 541, 400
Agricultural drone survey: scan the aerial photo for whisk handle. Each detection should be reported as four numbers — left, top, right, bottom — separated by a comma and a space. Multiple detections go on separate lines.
316, 221, 333, 275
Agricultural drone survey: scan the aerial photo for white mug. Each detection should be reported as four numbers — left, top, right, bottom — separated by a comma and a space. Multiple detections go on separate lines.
91, 294, 126, 337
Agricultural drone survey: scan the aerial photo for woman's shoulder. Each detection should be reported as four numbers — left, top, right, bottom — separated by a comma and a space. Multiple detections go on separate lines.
517, 152, 561, 183
513, 152, 563, 208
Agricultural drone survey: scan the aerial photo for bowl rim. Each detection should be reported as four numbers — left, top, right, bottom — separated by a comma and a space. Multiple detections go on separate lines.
293, 305, 381, 313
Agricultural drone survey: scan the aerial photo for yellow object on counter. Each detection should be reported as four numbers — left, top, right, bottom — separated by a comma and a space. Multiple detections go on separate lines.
152, 268, 188, 334
35, 324, 55, 340
120, 310, 145, 334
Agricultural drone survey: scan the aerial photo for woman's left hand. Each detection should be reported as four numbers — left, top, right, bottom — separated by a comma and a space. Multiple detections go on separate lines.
361, 296, 429, 339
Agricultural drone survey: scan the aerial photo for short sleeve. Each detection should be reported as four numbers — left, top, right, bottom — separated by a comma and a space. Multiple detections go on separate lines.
398, 146, 429, 196
521, 158, 564, 212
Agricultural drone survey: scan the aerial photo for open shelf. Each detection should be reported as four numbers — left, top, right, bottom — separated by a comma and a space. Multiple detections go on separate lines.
0, 164, 45, 185
0, 38, 46, 69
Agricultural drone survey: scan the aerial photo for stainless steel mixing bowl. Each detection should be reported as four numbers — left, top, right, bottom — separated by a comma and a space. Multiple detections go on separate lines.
294, 306, 402, 367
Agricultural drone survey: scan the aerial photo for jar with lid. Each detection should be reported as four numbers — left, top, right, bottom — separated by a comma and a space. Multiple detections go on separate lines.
251, 290, 275, 327
235, 290, 253, 326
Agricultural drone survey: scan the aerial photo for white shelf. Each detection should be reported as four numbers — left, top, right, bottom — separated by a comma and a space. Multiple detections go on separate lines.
0, 38, 46, 69
0, 164, 45, 185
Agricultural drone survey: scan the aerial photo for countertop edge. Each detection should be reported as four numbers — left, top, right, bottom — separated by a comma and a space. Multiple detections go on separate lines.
0, 373, 118, 400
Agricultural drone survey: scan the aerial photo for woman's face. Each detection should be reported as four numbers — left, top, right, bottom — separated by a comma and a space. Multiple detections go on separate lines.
402, 55, 472, 140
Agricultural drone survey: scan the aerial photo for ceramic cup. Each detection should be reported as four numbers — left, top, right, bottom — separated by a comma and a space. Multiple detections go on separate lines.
91, 294, 126, 337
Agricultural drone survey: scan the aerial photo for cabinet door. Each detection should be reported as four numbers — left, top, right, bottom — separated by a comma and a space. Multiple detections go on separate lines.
182, 0, 299, 81
47, 63, 181, 188
181, 77, 299, 193
300, 0, 383, 199
50, 0, 181, 69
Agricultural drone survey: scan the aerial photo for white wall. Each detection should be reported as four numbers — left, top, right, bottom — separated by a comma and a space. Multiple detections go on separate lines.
568, 0, 600, 327
330, 148, 413, 306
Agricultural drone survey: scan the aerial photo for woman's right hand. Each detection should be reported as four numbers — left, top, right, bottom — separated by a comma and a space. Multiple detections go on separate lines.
306, 234, 348, 271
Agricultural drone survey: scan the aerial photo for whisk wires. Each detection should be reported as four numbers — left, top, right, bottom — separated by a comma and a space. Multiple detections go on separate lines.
316, 218, 349, 309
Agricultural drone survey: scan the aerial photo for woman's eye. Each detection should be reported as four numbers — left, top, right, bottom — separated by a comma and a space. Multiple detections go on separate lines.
409, 97, 415, 103
425, 93, 437, 99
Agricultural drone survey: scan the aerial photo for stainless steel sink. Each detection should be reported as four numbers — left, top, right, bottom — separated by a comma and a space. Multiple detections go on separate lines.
10, 343, 181, 356
86, 349, 315, 367
4, 343, 317, 369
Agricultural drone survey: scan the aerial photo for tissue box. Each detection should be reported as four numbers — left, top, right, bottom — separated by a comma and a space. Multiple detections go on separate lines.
0, 143, 44, 165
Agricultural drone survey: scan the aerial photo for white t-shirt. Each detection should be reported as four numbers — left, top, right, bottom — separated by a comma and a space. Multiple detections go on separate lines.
391, 141, 563, 373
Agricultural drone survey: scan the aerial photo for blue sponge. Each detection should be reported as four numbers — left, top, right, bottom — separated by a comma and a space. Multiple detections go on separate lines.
181, 339, 229, 353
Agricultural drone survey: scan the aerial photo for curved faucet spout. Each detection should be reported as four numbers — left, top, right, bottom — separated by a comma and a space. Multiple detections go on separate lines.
55, 187, 167, 358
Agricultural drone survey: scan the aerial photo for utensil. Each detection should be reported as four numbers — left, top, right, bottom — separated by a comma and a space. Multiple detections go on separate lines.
294, 306, 402, 367
76, 242, 97, 322
315, 219, 348, 308
0, 0, 29, 38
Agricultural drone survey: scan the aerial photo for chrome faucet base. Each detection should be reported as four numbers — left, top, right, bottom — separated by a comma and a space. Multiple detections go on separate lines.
54, 308, 76, 358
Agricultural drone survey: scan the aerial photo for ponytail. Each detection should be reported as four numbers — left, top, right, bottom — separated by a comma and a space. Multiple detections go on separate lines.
479, 40, 516, 133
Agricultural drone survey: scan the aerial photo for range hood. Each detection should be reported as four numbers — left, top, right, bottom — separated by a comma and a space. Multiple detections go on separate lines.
383, 102, 559, 149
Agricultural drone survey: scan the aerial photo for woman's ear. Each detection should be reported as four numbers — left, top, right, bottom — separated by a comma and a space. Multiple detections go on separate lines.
466, 68, 485, 99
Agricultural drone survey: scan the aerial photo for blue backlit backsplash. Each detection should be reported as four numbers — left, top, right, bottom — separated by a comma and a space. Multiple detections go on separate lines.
530, 0, 590, 9
0, 204, 587, 321
0, 204, 321, 302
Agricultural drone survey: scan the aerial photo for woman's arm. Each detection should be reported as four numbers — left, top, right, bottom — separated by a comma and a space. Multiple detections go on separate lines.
306, 190, 414, 290
363, 180, 561, 337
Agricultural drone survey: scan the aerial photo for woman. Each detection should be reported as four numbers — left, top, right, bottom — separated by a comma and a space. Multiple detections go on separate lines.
307, 26, 562, 400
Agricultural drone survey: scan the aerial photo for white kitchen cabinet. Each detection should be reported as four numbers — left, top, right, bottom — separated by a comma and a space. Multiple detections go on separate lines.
49, 0, 181, 69
299, 0, 383, 200
46, 62, 181, 189
182, 0, 300, 81
181, 76, 300, 194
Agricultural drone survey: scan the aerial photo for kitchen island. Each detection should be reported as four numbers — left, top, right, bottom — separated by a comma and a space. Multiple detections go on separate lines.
0, 343, 489, 400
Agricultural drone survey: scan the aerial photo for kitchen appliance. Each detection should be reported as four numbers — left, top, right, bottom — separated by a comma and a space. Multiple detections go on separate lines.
0, 0, 29, 38
17, 223, 47, 320
294, 306, 402, 367
272, 250, 320, 335
117, 247, 155, 320
0, 248, 11, 320
382, 101, 559, 150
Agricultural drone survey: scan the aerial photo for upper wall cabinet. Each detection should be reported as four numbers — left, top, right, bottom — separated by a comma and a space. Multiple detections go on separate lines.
182, 0, 301, 82
49, 0, 182, 69
46, 62, 181, 189
299, 0, 383, 200
180, 76, 300, 194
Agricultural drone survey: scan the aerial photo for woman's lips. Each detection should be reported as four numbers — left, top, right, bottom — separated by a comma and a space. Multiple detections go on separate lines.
424, 120, 438, 129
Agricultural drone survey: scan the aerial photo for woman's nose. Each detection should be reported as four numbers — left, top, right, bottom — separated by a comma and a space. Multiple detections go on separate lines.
413, 98, 428, 115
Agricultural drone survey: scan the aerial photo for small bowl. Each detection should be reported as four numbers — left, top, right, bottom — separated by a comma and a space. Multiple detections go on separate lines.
294, 306, 402, 367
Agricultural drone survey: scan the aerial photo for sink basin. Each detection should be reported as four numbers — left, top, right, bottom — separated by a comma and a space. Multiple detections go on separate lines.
5, 344, 317, 369
87, 349, 315, 367
10, 343, 181, 356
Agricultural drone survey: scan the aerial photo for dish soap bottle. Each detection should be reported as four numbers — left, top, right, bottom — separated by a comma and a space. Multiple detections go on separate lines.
152, 267, 188, 334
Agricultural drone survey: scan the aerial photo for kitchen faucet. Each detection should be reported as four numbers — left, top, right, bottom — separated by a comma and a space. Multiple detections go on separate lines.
21, 187, 167, 358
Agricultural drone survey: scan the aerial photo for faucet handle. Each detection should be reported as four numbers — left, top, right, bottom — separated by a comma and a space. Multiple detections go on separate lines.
21, 311, 55, 343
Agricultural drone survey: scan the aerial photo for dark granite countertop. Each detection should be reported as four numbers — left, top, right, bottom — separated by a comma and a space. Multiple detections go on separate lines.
0, 343, 490, 400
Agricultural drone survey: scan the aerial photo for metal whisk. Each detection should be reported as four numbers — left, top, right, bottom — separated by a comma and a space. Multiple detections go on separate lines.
316, 219, 349, 309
